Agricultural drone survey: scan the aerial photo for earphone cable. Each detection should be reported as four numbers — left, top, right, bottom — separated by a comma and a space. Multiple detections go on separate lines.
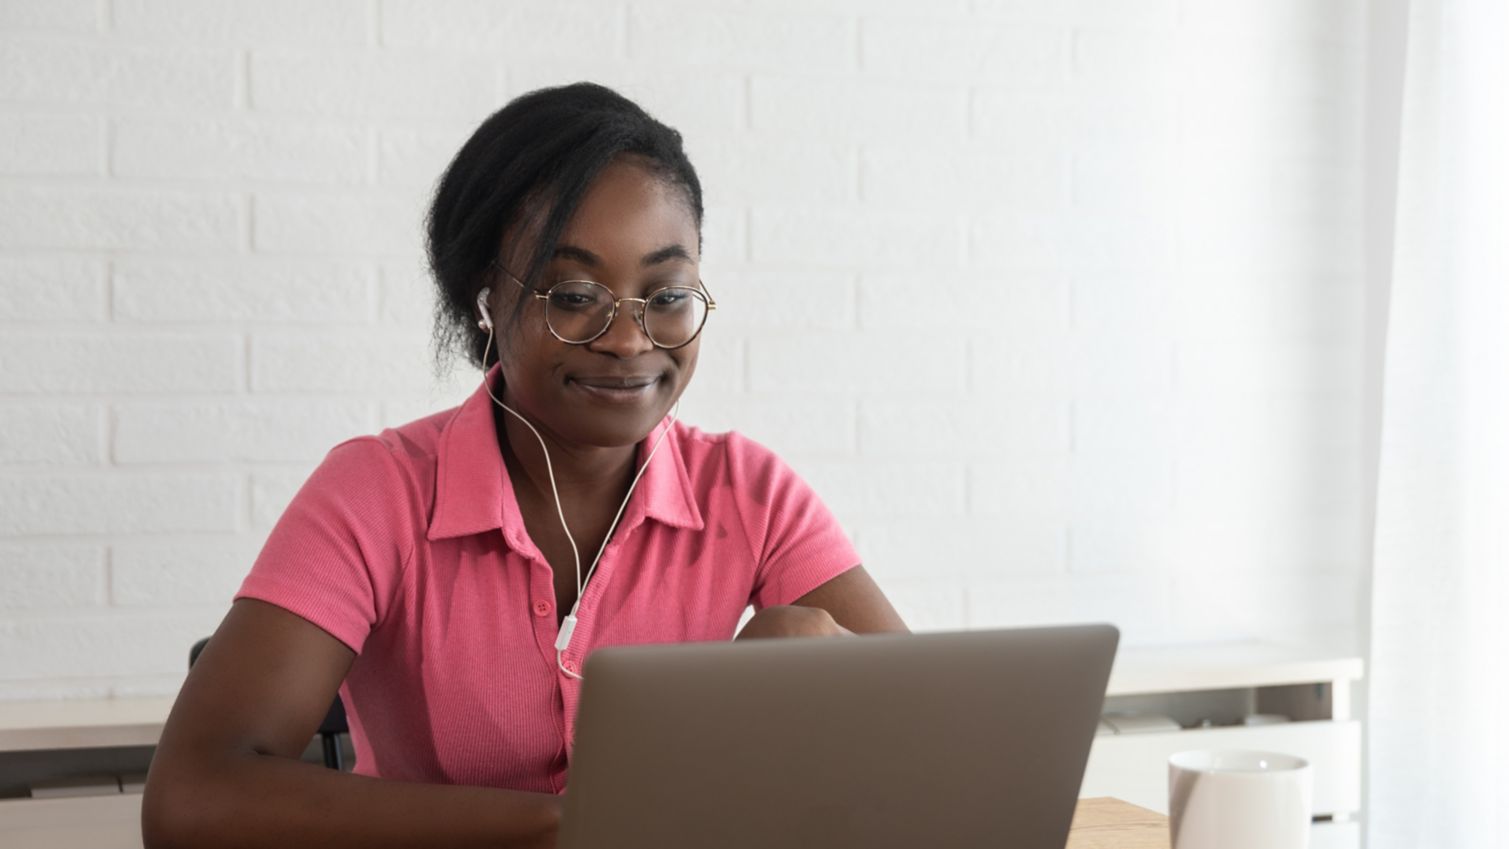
479, 318, 678, 679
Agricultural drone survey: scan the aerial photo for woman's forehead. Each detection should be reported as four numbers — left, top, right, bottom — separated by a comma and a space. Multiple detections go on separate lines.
555, 160, 699, 265
496, 159, 700, 278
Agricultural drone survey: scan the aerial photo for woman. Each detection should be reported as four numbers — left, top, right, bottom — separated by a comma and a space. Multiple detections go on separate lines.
141, 83, 906, 849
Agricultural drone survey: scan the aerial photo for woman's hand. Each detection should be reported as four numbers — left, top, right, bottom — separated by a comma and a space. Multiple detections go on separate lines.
734, 605, 854, 641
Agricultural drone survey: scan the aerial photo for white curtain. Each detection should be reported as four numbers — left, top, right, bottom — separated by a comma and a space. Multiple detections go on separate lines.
1366, 0, 1509, 845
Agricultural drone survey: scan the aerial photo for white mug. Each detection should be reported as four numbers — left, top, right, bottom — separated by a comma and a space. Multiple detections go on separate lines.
1167, 749, 1313, 849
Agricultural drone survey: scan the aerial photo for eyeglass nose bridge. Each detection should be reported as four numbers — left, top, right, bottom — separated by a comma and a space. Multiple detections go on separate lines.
585, 294, 654, 346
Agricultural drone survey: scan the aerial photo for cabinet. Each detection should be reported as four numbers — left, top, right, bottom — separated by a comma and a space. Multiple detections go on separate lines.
1080, 641, 1365, 849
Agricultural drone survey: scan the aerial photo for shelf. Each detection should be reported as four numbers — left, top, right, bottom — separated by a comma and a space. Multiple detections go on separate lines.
0, 699, 174, 753
1084, 640, 1365, 849
1107, 641, 1364, 697
0, 640, 1365, 848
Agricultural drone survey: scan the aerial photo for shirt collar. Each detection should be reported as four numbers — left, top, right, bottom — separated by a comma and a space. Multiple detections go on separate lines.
426, 363, 704, 545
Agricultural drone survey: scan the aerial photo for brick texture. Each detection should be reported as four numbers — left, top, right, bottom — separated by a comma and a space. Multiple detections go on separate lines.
0, 0, 1369, 697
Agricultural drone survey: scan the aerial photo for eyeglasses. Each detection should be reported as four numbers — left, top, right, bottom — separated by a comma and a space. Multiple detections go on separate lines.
493, 261, 716, 350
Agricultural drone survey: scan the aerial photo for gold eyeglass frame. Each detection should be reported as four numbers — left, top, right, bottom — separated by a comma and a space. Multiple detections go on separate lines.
491, 260, 717, 351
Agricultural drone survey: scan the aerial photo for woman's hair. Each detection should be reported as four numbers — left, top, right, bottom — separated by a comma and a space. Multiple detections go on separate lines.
426, 82, 704, 374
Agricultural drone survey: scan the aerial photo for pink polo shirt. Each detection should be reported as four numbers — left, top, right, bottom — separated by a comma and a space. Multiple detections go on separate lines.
234, 363, 861, 793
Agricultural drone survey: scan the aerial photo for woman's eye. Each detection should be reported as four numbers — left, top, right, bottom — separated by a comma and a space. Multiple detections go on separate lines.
649, 290, 689, 308
550, 292, 597, 310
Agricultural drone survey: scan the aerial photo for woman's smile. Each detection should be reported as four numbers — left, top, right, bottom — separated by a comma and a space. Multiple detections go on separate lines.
568, 374, 662, 405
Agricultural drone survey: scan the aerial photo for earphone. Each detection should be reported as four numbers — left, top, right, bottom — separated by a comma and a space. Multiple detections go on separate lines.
476, 288, 493, 331
475, 286, 677, 680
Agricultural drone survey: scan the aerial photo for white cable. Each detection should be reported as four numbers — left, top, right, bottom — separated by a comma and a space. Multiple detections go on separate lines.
479, 319, 678, 680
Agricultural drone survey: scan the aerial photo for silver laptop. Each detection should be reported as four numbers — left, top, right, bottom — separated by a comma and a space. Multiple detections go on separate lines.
560, 623, 1119, 849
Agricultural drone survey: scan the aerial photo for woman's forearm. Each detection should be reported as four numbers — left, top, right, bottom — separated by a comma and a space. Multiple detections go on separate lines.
142, 750, 560, 849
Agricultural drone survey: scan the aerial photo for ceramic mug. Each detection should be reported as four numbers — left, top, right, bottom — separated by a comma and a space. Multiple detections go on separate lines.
1167, 749, 1312, 849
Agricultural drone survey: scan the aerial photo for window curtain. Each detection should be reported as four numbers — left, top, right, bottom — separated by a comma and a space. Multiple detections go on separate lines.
1366, 0, 1509, 845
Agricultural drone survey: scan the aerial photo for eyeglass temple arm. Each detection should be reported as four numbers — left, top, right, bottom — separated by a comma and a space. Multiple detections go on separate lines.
494, 263, 549, 301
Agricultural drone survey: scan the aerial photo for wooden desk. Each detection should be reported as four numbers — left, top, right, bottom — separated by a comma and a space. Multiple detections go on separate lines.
0, 794, 1170, 849
1068, 797, 1171, 849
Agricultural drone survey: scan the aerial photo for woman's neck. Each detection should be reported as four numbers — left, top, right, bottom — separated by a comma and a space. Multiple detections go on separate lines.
492, 395, 639, 513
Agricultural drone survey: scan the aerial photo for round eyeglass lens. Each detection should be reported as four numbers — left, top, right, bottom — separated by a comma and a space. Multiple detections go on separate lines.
642, 287, 709, 348
544, 281, 615, 343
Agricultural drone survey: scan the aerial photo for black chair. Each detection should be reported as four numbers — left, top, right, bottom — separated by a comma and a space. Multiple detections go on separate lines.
189, 637, 349, 771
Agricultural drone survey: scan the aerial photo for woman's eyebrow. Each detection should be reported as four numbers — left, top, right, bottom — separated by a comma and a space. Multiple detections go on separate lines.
551, 243, 693, 267
552, 244, 599, 266
641, 244, 692, 266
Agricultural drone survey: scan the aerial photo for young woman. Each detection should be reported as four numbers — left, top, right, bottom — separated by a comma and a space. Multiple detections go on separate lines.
141, 82, 906, 849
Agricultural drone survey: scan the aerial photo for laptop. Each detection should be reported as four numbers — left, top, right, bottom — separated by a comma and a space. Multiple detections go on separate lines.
559, 622, 1120, 849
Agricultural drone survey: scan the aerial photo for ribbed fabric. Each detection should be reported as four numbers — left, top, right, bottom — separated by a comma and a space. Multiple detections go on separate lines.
234, 363, 860, 793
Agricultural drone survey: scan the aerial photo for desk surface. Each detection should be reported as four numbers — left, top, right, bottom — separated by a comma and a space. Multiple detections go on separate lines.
0, 793, 1170, 849
1068, 797, 1171, 849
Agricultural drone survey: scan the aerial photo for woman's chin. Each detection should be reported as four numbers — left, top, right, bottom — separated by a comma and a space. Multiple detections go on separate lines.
559, 410, 672, 450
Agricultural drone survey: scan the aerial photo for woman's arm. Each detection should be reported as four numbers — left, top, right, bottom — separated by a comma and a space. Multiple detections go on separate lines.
141, 598, 560, 849
735, 565, 909, 640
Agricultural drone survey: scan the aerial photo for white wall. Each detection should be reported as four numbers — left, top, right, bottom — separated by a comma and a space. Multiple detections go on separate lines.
0, 0, 1368, 700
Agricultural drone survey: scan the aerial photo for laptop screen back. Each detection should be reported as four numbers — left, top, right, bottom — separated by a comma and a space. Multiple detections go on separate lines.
561, 623, 1119, 849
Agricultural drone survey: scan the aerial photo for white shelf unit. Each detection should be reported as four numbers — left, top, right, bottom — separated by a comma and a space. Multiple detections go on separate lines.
1080, 641, 1365, 849
0, 642, 1367, 849
0, 698, 172, 849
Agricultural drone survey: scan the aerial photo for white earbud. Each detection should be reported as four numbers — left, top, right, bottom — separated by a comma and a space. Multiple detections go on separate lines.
476, 287, 493, 331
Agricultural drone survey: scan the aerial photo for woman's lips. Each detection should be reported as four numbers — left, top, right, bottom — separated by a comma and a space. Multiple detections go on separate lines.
569, 376, 660, 403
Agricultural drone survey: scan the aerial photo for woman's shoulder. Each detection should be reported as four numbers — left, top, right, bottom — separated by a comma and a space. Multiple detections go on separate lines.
308, 405, 460, 501
670, 420, 765, 460
370, 405, 458, 465
669, 421, 798, 487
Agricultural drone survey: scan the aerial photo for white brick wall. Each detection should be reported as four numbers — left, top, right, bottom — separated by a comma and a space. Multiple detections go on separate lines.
0, 0, 1369, 699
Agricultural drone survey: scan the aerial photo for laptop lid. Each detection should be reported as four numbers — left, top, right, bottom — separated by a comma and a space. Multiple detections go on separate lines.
560, 622, 1120, 849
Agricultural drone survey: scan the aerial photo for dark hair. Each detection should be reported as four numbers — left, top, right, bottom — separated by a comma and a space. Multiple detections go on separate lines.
426, 82, 704, 374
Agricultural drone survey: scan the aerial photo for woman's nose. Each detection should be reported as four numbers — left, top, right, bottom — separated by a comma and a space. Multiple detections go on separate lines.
588, 301, 655, 357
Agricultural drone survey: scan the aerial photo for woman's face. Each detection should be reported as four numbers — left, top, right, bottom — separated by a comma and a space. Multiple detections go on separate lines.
491, 156, 702, 449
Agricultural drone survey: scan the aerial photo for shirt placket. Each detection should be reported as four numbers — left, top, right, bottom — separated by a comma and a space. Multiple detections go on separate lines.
558, 535, 631, 759
505, 542, 568, 790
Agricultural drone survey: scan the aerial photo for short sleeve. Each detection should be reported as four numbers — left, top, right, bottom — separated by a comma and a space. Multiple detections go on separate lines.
727, 433, 862, 610
234, 436, 417, 654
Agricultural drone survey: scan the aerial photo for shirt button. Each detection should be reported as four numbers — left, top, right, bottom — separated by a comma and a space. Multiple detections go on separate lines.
563, 659, 579, 674
533, 600, 552, 617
